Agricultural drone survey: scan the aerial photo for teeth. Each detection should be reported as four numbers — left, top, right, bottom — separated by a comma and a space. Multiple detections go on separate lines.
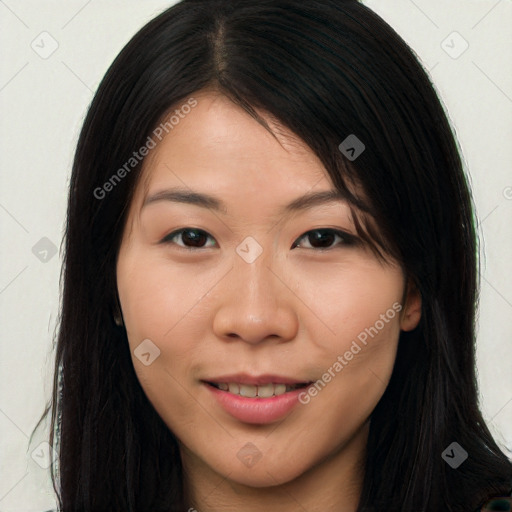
239, 384, 257, 397
228, 383, 239, 394
212, 382, 305, 398
274, 383, 286, 396
257, 383, 274, 398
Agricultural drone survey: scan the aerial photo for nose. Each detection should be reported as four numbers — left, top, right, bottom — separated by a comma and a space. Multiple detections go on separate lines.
212, 247, 299, 345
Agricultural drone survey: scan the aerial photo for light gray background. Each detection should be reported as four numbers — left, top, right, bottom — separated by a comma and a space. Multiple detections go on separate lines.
0, 1, 511, 510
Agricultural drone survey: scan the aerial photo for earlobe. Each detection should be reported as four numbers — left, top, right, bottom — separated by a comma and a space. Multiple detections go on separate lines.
400, 280, 422, 332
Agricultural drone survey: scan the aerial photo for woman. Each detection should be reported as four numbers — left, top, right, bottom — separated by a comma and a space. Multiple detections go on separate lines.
36, 0, 512, 510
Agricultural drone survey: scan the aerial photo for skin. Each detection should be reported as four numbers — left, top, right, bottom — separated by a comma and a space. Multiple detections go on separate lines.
116, 90, 422, 511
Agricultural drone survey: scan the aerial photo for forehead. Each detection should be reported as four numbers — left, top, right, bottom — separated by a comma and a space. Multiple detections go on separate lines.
133, 91, 334, 211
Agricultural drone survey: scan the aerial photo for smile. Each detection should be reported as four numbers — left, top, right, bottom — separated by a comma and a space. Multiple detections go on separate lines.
206, 381, 309, 398
203, 377, 314, 424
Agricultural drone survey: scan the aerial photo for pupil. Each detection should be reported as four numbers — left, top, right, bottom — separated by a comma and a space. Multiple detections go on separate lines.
310, 230, 334, 248
183, 229, 206, 247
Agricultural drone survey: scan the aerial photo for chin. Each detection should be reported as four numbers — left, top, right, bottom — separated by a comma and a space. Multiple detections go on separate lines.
206, 449, 313, 489
222, 464, 303, 488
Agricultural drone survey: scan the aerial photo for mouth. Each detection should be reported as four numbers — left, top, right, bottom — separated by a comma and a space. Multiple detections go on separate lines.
204, 381, 312, 398
202, 373, 315, 424
203, 379, 313, 424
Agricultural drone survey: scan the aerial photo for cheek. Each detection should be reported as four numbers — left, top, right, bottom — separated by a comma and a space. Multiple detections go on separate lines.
297, 258, 404, 354
117, 248, 217, 350
303, 311, 401, 409
117, 261, 202, 435
330, 293, 403, 368
295, 263, 403, 416
116, 249, 223, 423
117, 259, 177, 338
116, 252, 187, 392
295, 304, 401, 463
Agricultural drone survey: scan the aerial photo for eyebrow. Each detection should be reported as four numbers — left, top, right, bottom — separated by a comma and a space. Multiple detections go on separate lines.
142, 187, 348, 215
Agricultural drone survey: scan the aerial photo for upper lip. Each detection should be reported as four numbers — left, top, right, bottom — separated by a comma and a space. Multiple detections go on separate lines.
202, 373, 312, 386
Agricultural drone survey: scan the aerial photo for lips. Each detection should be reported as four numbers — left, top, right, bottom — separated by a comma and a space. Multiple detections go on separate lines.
203, 373, 312, 386
202, 374, 314, 424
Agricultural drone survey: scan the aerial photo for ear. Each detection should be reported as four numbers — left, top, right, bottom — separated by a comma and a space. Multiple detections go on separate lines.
400, 279, 422, 332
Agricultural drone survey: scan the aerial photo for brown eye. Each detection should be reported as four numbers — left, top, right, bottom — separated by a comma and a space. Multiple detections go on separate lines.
161, 228, 216, 249
292, 229, 356, 250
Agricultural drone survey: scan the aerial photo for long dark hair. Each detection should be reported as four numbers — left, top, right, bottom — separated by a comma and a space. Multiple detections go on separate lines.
34, 0, 512, 510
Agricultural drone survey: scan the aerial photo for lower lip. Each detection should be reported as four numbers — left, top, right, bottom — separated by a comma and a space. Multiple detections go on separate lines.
204, 383, 308, 424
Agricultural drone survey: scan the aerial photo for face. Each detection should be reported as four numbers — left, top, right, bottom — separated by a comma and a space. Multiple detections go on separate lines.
116, 91, 421, 490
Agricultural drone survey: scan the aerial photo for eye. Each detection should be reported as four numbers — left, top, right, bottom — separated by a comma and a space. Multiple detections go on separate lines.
160, 227, 356, 251
292, 228, 357, 250
161, 228, 216, 249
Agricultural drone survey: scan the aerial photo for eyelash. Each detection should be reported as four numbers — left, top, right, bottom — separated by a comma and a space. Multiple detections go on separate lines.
160, 227, 358, 251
